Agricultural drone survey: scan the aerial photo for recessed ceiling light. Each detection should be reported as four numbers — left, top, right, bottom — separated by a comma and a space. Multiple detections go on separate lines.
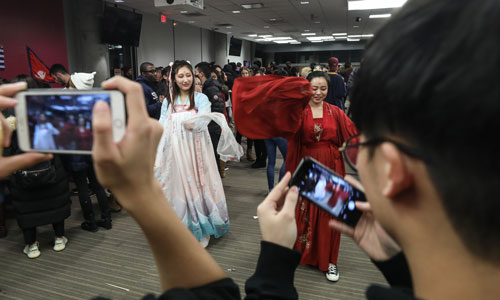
241, 3, 264, 9
114, 0, 124, 2
335, 36, 347, 39
369, 14, 391, 18
259, 35, 272, 38
347, 38, 361, 42
269, 18, 277, 21
274, 40, 292, 44
300, 1, 310, 4
332, 33, 347, 36
348, 0, 407, 10
248, 34, 258, 37
307, 36, 334, 41
301, 33, 316, 36
267, 37, 293, 40
232, 10, 241, 14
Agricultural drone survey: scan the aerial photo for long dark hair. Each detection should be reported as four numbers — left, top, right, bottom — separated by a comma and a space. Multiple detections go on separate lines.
168, 60, 195, 111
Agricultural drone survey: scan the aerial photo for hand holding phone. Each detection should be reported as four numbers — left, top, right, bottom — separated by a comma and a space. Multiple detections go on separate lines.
290, 157, 365, 227
328, 176, 402, 261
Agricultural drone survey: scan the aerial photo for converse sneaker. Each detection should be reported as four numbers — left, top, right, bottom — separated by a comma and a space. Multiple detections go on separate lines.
326, 263, 339, 282
23, 242, 41, 259
53, 236, 68, 252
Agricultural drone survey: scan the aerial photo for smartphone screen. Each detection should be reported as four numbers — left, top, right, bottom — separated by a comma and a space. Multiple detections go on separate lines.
25, 93, 110, 151
291, 157, 365, 227
15, 89, 126, 155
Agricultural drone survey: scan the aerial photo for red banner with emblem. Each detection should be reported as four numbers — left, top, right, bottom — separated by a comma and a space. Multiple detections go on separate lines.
27, 47, 55, 83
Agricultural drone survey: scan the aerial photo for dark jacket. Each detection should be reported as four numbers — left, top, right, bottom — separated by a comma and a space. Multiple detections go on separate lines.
326, 72, 347, 110
137, 75, 162, 119
9, 156, 71, 229
202, 78, 225, 133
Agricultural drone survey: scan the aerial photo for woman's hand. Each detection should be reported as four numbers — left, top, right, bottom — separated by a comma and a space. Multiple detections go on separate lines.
0, 82, 52, 179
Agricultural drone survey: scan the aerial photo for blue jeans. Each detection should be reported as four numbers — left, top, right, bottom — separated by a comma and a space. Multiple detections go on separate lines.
264, 138, 288, 190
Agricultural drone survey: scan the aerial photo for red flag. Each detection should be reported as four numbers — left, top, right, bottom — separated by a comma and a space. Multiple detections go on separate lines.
27, 47, 55, 82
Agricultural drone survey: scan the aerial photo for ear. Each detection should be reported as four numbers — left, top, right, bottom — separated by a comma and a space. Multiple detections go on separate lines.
380, 143, 414, 199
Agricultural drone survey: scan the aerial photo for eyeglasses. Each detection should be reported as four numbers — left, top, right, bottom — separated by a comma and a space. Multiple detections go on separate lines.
340, 134, 428, 172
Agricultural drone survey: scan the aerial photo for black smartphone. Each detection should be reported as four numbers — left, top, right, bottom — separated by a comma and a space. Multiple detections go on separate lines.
290, 157, 365, 227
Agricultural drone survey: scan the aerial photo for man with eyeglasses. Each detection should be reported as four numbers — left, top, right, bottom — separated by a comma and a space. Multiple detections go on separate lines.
136, 62, 161, 119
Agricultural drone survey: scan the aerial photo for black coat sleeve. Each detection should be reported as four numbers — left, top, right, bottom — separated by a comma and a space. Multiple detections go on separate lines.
204, 86, 225, 114
372, 252, 413, 289
244, 241, 301, 300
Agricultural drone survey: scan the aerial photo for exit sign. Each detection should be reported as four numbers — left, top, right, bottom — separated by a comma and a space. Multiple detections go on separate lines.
160, 14, 167, 23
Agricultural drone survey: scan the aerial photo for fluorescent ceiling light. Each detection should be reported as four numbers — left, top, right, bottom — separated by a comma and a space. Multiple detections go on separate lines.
290, 42, 302, 44
348, 34, 374, 38
259, 35, 272, 38
274, 40, 292, 44
267, 37, 292, 40
301, 33, 316, 36
269, 18, 277, 21
300, 1, 310, 4
114, 0, 124, 2
314, 21, 321, 24
248, 34, 258, 37
353, 25, 360, 28
255, 39, 270, 41
335, 36, 347, 39
347, 38, 361, 42
226, 26, 232, 28
304, 29, 310, 32
369, 13, 391, 18
307, 36, 334, 41
332, 33, 347, 36
264, 26, 270, 28
311, 41, 323, 43
188, 20, 195, 23
348, 0, 407, 10
241, 3, 264, 9
232, 10, 241, 14
362, 34, 374, 37
180, 10, 188, 13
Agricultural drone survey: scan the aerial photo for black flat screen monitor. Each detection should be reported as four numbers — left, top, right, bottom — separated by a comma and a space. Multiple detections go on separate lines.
229, 37, 242, 56
102, 6, 143, 47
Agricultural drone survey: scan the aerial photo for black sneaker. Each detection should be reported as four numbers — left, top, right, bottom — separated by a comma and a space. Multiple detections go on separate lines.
81, 221, 98, 232
96, 218, 112, 230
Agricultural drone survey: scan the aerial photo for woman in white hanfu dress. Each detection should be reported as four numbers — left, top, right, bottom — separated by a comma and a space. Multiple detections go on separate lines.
155, 60, 243, 247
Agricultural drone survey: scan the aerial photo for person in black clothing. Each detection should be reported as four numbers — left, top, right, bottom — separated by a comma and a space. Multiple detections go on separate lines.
324, 57, 346, 110
136, 62, 162, 119
195, 62, 226, 173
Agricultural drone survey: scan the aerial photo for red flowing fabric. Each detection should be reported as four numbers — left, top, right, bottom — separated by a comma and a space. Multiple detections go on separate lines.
232, 75, 312, 139
233, 76, 357, 271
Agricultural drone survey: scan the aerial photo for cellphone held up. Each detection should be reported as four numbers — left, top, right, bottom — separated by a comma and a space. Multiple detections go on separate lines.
14, 89, 126, 155
290, 157, 365, 227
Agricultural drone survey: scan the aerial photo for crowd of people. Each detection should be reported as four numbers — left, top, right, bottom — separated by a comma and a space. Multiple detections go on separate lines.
1, 0, 499, 299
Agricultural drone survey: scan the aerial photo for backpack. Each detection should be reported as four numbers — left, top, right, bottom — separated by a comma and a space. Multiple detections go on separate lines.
12, 160, 57, 189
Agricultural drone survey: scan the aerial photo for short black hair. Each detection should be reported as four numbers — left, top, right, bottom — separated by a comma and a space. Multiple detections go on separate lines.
350, 0, 500, 262
140, 62, 154, 73
195, 62, 211, 79
49, 64, 68, 75
273, 68, 289, 77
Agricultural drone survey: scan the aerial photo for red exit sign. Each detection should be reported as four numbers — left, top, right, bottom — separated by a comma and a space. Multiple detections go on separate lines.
160, 14, 167, 23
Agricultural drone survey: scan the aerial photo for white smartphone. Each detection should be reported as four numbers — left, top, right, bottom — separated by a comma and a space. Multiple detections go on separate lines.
14, 89, 126, 155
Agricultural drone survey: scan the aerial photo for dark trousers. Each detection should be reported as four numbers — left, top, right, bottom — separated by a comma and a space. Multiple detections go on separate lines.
264, 137, 288, 190
23, 221, 65, 245
236, 131, 253, 150
73, 165, 110, 221
209, 130, 221, 172
254, 140, 267, 162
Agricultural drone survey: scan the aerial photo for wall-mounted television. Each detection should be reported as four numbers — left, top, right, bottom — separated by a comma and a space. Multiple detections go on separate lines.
229, 37, 242, 56
102, 6, 143, 47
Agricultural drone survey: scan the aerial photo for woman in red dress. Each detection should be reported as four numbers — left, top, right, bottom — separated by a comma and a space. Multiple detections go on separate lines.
287, 71, 357, 281
233, 71, 357, 282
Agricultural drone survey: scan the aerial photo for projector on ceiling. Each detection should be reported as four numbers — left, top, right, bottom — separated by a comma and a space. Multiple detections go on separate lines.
154, 0, 204, 10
